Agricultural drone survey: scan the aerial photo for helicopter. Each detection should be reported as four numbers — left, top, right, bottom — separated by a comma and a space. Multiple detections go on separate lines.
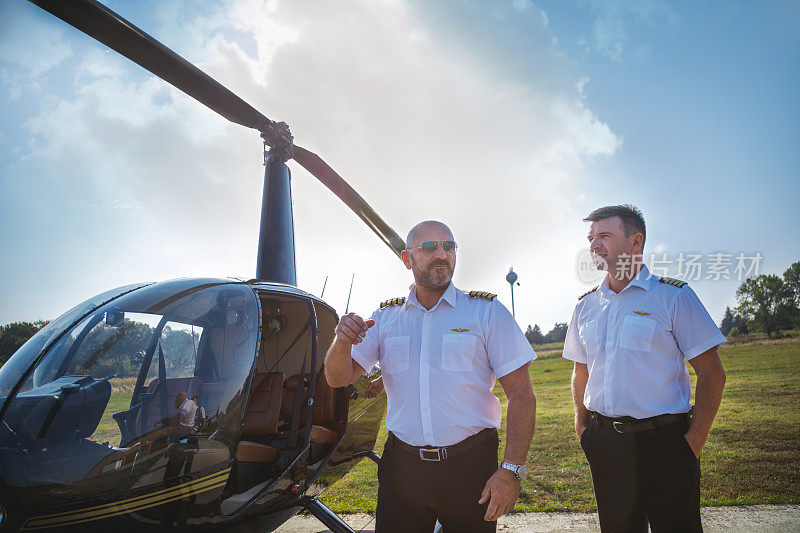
0, 0, 408, 531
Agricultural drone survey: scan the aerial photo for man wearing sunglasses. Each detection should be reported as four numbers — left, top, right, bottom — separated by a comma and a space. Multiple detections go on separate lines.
325, 220, 537, 532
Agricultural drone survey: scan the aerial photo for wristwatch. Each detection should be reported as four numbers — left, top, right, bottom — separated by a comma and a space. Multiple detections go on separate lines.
500, 461, 529, 480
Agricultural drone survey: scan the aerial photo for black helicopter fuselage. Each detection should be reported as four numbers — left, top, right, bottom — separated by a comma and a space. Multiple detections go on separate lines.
0, 279, 385, 531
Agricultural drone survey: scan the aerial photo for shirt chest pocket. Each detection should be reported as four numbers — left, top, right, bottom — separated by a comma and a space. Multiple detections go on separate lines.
441, 334, 477, 372
381, 336, 410, 374
579, 320, 600, 355
620, 315, 656, 352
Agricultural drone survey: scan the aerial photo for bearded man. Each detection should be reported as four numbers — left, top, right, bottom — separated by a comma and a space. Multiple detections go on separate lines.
325, 220, 537, 532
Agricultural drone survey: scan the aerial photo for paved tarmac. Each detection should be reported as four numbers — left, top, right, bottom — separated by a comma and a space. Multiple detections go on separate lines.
275, 505, 800, 532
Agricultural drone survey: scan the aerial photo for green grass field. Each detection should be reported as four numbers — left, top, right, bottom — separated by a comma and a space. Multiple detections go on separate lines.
93, 378, 135, 445
320, 336, 800, 513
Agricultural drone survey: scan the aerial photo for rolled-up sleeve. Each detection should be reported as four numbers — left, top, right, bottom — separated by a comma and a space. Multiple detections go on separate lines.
351, 309, 381, 372
671, 286, 727, 360
485, 301, 536, 378
562, 305, 587, 363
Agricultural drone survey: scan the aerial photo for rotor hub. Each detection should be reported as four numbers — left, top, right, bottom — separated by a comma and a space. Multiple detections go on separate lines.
261, 121, 294, 163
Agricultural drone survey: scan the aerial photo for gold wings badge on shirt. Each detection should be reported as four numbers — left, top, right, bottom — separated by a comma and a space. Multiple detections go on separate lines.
633, 311, 651, 316
451, 328, 470, 332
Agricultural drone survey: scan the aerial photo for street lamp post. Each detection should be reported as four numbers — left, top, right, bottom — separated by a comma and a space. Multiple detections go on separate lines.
506, 267, 518, 319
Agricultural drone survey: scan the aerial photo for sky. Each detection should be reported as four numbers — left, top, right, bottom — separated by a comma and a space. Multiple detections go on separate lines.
1, 0, 798, 334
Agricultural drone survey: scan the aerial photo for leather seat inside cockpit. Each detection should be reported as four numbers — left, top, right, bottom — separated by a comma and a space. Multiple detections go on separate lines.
281, 373, 341, 446
235, 372, 284, 464
235, 369, 342, 465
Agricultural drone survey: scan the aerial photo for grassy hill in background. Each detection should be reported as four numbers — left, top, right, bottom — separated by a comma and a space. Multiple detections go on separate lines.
320, 335, 800, 513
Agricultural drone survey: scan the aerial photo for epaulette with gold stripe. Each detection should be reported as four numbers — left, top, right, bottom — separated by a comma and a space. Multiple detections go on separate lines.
380, 297, 406, 309
659, 276, 688, 288
468, 291, 496, 300
578, 286, 598, 300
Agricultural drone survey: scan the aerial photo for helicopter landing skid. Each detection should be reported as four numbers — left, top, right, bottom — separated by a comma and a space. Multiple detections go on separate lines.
303, 496, 356, 533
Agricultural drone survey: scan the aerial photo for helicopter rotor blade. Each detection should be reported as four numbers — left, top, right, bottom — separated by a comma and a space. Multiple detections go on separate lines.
293, 145, 406, 258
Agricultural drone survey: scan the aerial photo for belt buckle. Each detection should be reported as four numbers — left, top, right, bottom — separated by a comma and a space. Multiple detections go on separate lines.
612, 421, 626, 434
419, 447, 446, 461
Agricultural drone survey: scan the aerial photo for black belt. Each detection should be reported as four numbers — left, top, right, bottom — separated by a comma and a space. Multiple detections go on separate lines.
388, 428, 497, 462
592, 410, 691, 434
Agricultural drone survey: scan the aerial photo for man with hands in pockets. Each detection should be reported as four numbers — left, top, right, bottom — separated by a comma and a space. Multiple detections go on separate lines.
564, 205, 726, 533
325, 220, 537, 532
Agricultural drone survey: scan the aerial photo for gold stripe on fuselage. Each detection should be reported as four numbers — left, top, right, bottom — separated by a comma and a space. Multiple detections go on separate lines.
25, 468, 230, 524
20, 467, 230, 530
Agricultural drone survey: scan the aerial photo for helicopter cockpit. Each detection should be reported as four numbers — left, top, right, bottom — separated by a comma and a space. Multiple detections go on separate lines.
0, 279, 259, 510
0, 278, 358, 529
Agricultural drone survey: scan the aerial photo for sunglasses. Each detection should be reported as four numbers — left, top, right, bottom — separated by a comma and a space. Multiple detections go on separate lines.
407, 240, 458, 254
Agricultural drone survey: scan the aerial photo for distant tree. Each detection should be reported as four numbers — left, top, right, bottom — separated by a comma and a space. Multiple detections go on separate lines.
720, 307, 735, 336
784, 261, 800, 304
0, 321, 49, 366
545, 322, 568, 343
736, 274, 794, 337
783, 262, 800, 328
525, 324, 544, 345
731, 313, 749, 335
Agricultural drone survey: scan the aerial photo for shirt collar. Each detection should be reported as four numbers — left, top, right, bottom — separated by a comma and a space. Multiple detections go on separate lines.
407, 282, 458, 311
599, 264, 653, 296
628, 264, 653, 292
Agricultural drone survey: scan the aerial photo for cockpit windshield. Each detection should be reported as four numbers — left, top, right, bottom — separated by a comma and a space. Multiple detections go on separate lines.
0, 283, 150, 411
0, 279, 258, 506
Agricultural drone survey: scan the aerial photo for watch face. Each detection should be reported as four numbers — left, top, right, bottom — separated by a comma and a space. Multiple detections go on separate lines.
501, 462, 528, 479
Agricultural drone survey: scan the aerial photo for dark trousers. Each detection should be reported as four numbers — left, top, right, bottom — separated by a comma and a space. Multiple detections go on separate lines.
375, 429, 499, 533
580, 415, 702, 533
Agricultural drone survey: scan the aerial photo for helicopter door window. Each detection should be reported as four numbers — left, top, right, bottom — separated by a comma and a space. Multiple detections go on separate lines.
141, 322, 202, 385
159, 322, 201, 380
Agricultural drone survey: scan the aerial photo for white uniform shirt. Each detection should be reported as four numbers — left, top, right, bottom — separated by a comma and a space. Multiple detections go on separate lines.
563, 265, 726, 419
177, 398, 197, 433
352, 283, 536, 447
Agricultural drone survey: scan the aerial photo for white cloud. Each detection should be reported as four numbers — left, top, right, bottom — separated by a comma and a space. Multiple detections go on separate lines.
1, 0, 620, 330
0, 1, 73, 76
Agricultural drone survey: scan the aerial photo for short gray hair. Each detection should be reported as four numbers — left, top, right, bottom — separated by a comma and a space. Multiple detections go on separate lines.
584, 204, 646, 249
